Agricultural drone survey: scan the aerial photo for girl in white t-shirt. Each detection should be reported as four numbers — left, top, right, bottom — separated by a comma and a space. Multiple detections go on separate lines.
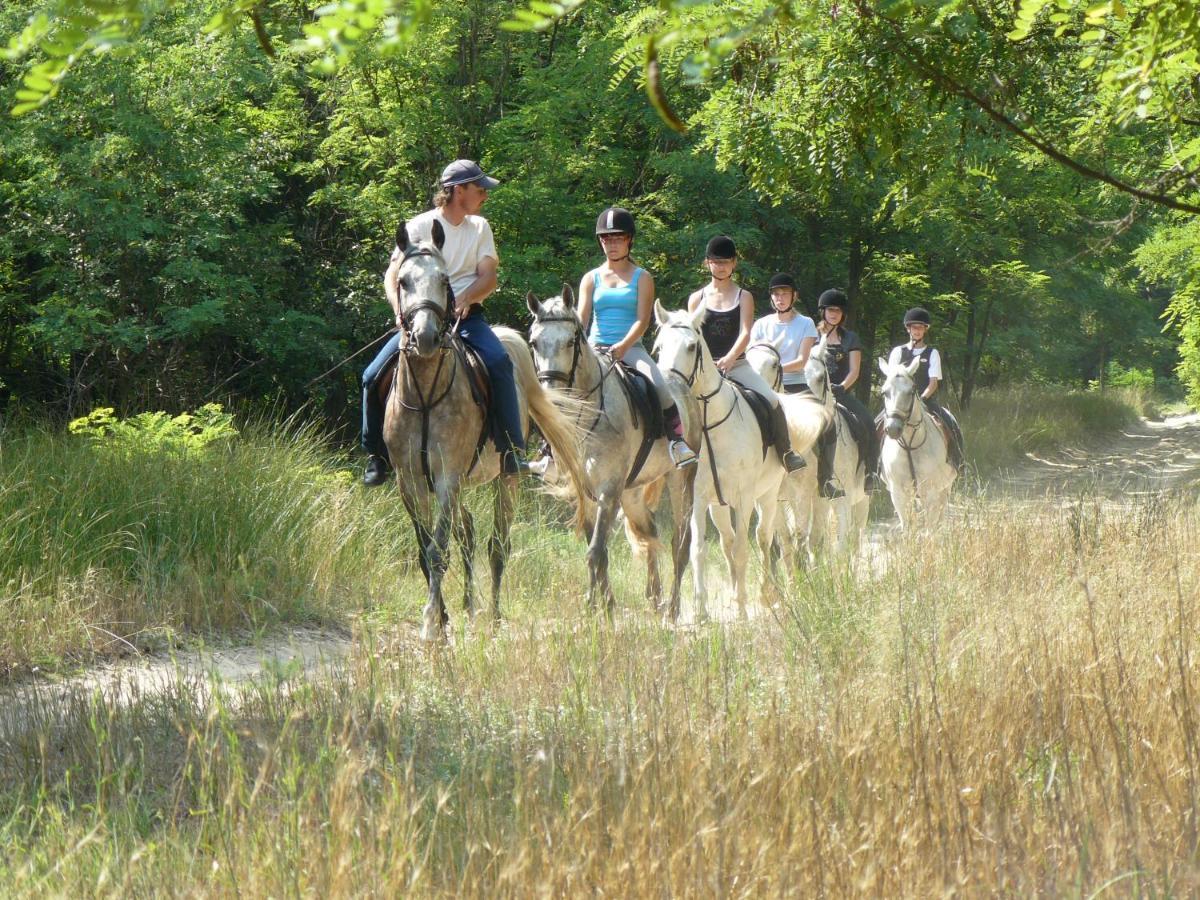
750, 272, 818, 394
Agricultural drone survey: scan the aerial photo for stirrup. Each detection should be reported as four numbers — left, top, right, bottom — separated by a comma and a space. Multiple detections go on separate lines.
782, 451, 807, 473
820, 479, 845, 500
668, 439, 697, 468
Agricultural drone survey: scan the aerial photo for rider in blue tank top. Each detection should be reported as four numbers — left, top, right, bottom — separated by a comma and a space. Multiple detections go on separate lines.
589, 268, 644, 347
577, 207, 696, 467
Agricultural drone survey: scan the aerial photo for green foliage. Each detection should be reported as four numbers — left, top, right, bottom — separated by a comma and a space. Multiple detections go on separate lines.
67, 403, 238, 454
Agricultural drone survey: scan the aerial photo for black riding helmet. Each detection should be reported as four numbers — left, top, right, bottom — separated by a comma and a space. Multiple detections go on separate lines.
817, 288, 848, 310
595, 206, 636, 238
904, 307, 932, 326
705, 235, 738, 260
768, 272, 797, 291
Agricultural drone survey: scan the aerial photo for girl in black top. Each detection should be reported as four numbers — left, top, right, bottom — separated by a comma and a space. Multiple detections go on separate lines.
814, 289, 879, 496
685, 235, 805, 473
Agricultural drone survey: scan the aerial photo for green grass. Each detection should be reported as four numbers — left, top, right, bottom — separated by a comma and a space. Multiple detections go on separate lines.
0, 384, 1159, 677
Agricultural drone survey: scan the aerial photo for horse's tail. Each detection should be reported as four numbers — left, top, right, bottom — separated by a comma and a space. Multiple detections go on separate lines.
782, 394, 829, 454
497, 328, 590, 535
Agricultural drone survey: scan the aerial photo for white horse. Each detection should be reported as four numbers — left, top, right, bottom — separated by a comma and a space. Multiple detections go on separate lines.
744, 341, 829, 564
526, 286, 696, 619
804, 337, 869, 550
877, 356, 958, 528
653, 301, 786, 620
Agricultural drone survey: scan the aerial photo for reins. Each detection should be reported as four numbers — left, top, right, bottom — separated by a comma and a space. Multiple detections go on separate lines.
663, 322, 738, 507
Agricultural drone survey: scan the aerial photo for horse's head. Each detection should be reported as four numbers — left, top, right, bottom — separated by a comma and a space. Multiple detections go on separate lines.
878, 355, 922, 439
652, 300, 708, 388
746, 339, 784, 393
805, 336, 832, 400
526, 284, 587, 389
393, 219, 452, 357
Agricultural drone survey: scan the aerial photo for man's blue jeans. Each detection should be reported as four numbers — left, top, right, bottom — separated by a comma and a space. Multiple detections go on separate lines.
361, 307, 526, 460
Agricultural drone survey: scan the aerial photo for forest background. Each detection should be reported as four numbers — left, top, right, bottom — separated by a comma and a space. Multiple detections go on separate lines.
2, 0, 1198, 432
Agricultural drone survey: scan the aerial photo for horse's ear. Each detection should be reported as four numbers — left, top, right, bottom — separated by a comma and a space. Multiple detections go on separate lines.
395, 221, 409, 253
905, 357, 921, 377
430, 218, 445, 251
525, 290, 540, 318
878, 357, 890, 377
654, 298, 669, 326
689, 302, 708, 330
561, 283, 575, 308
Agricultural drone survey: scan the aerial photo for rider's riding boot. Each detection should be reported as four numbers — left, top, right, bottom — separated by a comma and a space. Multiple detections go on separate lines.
664, 403, 697, 468
501, 451, 531, 477
363, 454, 391, 487
769, 403, 806, 473
817, 426, 844, 499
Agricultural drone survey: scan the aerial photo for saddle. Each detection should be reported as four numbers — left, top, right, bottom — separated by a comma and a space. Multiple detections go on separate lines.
728, 381, 772, 461
377, 337, 493, 469
610, 360, 666, 487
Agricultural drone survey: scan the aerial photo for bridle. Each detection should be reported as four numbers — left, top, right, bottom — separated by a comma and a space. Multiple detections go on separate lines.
884, 375, 928, 490
396, 247, 457, 349
657, 320, 737, 506
748, 341, 783, 392
531, 313, 608, 436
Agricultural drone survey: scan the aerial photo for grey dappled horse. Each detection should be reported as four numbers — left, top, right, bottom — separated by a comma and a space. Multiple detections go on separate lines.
804, 337, 869, 550
526, 286, 697, 619
653, 301, 786, 620
383, 221, 588, 640
878, 355, 958, 528
745, 341, 829, 563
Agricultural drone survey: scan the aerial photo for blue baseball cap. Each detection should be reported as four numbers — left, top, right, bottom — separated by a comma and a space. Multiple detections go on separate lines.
440, 159, 499, 189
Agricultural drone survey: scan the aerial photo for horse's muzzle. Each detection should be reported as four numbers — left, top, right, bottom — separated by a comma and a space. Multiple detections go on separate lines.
412, 320, 441, 357
885, 417, 903, 440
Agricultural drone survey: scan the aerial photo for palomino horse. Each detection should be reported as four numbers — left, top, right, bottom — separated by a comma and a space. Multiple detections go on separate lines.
804, 337, 869, 550
877, 356, 958, 528
383, 221, 588, 641
745, 341, 828, 563
653, 301, 785, 620
527, 287, 697, 618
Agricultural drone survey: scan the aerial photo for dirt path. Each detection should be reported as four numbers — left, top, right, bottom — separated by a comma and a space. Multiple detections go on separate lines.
991, 412, 1200, 498
3, 413, 1197, 716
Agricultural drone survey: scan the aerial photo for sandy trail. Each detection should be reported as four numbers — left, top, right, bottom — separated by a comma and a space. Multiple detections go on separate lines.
3, 413, 1197, 718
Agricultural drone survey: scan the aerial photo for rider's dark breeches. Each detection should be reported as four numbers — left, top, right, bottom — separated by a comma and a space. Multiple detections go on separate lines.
819, 386, 878, 482
924, 398, 965, 471
362, 332, 403, 458
360, 308, 525, 461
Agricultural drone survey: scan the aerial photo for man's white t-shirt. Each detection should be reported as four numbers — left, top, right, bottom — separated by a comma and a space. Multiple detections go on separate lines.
888, 344, 943, 380
398, 208, 499, 298
750, 313, 818, 387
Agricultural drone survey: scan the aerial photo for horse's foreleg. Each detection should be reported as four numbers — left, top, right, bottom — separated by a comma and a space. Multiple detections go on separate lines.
666, 466, 695, 624
420, 482, 457, 642
756, 493, 781, 602
588, 492, 619, 617
709, 503, 740, 619
455, 503, 476, 619
722, 504, 753, 619
488, 477, 515, 622
688, 498, 710, 623
621, 486, 662, 614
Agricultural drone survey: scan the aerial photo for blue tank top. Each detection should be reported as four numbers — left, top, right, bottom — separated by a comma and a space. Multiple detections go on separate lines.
588, 268, 643, 346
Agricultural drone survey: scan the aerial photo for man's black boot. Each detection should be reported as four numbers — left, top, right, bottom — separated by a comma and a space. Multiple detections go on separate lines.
363, 454, 391, 487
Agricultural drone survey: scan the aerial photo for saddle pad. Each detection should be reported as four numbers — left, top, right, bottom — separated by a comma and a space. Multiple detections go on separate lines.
730, 382, 772, 460
613, 362, 665, 439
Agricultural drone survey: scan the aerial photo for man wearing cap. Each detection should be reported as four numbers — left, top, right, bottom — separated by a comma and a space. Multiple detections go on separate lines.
361, 159, 527, 485
750, 273, 819, 394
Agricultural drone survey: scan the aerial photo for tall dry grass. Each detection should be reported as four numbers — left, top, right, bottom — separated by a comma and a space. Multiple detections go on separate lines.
2, 491, 1198, 895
